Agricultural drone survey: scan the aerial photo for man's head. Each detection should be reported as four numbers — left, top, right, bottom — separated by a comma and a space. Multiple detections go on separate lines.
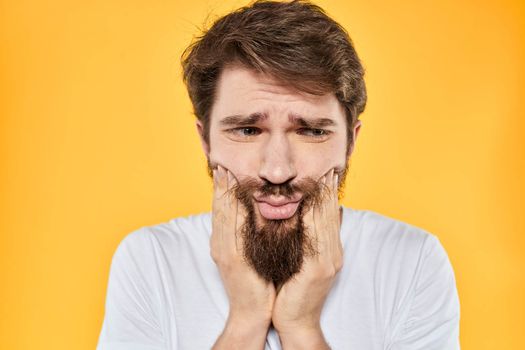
181, 0, 367, 285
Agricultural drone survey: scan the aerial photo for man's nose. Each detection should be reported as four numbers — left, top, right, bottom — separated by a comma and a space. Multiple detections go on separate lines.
258, 133, 297, 184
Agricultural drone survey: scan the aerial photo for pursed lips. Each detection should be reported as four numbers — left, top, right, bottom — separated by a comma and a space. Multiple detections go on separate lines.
254, 195, 302, 220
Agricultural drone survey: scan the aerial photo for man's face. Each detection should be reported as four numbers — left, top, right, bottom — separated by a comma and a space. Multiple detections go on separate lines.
200, 65, 360, 197
198, 65, 361, 285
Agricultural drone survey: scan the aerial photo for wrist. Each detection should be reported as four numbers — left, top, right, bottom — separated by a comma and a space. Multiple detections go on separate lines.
225, 313, 272, 333
213, 314, 271, 349
277, 325, 330, 350
228, 309, 272, 330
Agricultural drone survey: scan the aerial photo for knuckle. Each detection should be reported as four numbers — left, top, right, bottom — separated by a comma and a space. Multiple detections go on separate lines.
213, 211, 227, 225
211, 252, 228, 267
219, 259, 235, 272
325, 264, 338, 277
210, 249, 237, 271
333, 258, 344, 272
314, 260, 342, 279
209, 244, 220, 263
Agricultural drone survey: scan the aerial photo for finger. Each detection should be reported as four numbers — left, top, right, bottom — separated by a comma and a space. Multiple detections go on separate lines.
326, 170, 339, 226
320, 171, 334, 214
212, 166, 237, 259
212, 166, 225, 222
235, 199, 246, 253
213, 165, 228, 199
313, 186, 329, 258
303, 203, 319, 260
210, 167, 224, 260
212, 167, 228, 228
216, 170, 240, 253
226, 170, 237, 216
212, 166, 226, 246
233, 176, 247, 253
333, 171, 339, 210
318, 171, 340, 257
330, 171, 343, 257
302, 192, 316, 253
320, 173, 329, 205
326, 168, 334, 200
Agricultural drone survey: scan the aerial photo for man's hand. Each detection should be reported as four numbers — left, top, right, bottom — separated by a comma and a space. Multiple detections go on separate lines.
211, 165, 276, 350
272, 169, 342, 350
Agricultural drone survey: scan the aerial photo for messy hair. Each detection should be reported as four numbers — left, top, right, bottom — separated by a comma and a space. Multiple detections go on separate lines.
181, 0, 367, 150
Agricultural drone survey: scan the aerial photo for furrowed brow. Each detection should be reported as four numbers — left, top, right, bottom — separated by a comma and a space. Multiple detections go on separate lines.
289, 114, 337, 129
219, 113, 267, 126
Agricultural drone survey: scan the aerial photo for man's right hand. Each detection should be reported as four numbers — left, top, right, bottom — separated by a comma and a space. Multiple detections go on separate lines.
211, 165, 275, 350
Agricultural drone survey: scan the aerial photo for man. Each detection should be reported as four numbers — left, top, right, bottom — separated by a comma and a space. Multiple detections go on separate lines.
97, 1, 460, 349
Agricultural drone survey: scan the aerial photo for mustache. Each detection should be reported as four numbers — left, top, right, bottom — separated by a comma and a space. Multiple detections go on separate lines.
235, 177, 316, 198
207, 158, 349, 201
228, 176, 331, 214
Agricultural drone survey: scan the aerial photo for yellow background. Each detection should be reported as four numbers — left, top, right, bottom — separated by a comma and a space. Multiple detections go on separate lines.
1, 0, 524, 348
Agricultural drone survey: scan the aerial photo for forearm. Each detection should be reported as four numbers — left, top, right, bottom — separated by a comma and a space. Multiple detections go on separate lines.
212, 317, 271, 350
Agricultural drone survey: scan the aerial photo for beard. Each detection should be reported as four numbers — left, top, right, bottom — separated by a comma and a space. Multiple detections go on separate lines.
233, 177, 322, 288
208, 160, 349, 288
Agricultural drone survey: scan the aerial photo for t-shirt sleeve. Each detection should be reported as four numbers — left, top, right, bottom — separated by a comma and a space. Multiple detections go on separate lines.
388, 234, 461, 350
97, 228, 166, 350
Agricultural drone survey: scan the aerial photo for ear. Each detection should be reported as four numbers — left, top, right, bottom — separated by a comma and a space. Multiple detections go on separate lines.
353, 119, 362, 141
195, 120, 210, 157
347, 119, 362, 156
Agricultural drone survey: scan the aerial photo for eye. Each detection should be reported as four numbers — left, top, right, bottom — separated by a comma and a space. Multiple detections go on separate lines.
227, 127, 262, 138
298, 128, 332, 138
239, 127, 261, 136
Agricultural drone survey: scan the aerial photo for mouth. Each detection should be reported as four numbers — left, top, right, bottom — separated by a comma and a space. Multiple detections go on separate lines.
254, 197, 301, 220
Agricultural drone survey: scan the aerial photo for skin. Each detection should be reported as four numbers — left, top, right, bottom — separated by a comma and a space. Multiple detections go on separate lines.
197, 65, 362, 349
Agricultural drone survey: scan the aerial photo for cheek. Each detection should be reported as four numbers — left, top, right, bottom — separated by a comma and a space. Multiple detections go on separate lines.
295, 142, 347, 177
209, 142, 260, 178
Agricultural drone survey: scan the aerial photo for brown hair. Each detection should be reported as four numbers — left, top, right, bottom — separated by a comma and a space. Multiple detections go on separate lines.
181, 0, 367, 150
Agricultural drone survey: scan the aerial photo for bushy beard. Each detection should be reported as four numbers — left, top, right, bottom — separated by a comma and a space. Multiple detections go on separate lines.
231, 177, 324, 288
208, 160, 349, 288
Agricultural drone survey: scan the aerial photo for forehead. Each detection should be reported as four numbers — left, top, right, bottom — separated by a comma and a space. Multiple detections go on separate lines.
210, 65, 346, 124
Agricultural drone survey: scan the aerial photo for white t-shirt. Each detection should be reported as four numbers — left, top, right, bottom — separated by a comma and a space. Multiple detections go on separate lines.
97, 206, 460, 349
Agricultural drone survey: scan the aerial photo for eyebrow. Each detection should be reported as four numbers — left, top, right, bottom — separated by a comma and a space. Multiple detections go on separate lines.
219, 113, 268, 126
288, 114, 337, 128
218, 112, 337, 128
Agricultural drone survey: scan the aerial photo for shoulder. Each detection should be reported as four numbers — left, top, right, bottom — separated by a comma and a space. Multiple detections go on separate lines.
112, 212, 212, 265
342, 206, 453, 287
343, 207, 460, 345
344, 206, 439, 255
